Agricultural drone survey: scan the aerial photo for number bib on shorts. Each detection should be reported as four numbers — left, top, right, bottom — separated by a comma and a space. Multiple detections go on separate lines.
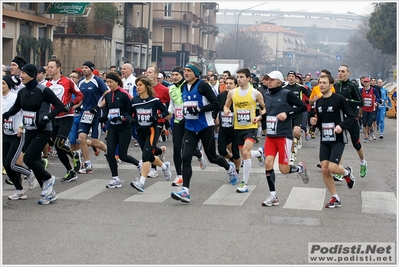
22, 110, 37, 130
237, 109, 251, 125
266, 116, 278, 135
3, 117, 14, 134
174, 105, 184, 121
220, 111, 233, 128
137, 108, 152, 126
108, 108, 121, 125
321, 122, 336, 141
183, 101, 199, 120
80, 111, 95, 124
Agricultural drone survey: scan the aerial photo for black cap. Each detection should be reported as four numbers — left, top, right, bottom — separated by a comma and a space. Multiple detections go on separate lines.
21, 64, 37, 79
11, 56, 27, 69
82, 61, 95, 71
3, 76, 14, 89
37, 66, 46, 74
287, 70, 296, 76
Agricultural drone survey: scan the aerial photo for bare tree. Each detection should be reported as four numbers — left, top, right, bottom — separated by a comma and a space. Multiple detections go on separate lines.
344, 22, 396, 80
216, 31, 273, 69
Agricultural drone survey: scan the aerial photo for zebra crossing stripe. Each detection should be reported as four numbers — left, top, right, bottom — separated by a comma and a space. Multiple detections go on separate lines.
203, 184, 256, 206
361, 191, 396, 215
57, 179, 109, 200
283, 187, 326, 211
124, 181, 171, 203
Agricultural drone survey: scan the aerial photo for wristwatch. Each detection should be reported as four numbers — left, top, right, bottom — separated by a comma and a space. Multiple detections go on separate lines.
43, 116, 49, 121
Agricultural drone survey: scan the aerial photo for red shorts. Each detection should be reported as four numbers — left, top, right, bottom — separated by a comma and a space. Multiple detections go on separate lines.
264, 136, 293, 165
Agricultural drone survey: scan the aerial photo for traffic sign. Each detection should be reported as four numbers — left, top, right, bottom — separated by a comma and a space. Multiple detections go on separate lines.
336, 54, 342, 61
287, 53, 294, 59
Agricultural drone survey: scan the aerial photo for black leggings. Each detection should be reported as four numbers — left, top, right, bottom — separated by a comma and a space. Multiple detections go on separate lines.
172, 120, 201, 176
24, 130, 53, 186
106, 126, 139, 177
3, 134, 31, 190
182, 126, 230, 189
347, 117, 362, 151
52, 117, 74, 172
137, 126, 161, 163
218, 127, 240, 160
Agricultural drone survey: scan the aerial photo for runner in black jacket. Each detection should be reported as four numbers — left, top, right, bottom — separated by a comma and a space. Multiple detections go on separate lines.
3, 64, 65, 205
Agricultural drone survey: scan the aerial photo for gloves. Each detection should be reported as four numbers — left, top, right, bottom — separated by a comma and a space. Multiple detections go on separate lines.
38, 116, 49, 130
64, 101, 74, 112
2, 112, 10, 121
188, 107, 199, 116
130, 117, 137, 126
90, 105, 101, 114
99, 117, 108, 123
110, 116, 122, 123
150, 115, 159, 123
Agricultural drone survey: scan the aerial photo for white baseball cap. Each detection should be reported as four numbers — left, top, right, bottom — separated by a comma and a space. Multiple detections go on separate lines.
157, 73, 164, 79
266, 70, 284, 83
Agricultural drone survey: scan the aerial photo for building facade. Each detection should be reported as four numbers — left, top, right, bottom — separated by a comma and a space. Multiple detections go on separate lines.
2, 2, 219, 75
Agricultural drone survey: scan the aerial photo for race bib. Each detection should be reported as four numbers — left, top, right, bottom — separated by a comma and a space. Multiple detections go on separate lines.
137, 108, 152, 126
183, 101, 199, 120
174, 105, 184, 121
22, 111, 37, 130
220, 111, 233, 128
321, 122, 336, 141
364, 97, 372, 107
237, 109, 251, 125
108, 108, 121, 125
80, 111, 95, 124
3, 117, 14, 134
266, 116, 278, 135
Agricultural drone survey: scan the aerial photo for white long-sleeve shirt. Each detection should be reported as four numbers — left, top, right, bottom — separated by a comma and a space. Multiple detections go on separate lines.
2, 92, 23, 135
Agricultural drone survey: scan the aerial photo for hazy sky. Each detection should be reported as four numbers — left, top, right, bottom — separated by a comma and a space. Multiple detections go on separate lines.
217, 1, 376, 15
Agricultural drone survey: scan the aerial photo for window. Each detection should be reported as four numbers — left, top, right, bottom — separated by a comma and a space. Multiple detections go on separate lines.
19, 23, 32, 62
20, 3, 34, 10
38, 3, 49, 14
164, 28, 173, 51
164, 2, 172, 18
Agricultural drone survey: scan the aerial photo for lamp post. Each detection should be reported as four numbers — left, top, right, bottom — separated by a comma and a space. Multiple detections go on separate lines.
347, 11, 368, 19
250, 17, 285, 70
235, 2, 268, 56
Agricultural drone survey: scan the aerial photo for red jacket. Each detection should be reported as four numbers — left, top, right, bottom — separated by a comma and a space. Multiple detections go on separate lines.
46, 75, 84, 118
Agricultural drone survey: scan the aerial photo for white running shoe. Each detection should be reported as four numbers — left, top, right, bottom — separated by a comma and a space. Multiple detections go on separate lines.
148, 168, 158, 178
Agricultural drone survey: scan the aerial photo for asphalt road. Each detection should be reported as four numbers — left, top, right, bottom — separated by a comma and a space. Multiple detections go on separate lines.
2, 117, 397, 266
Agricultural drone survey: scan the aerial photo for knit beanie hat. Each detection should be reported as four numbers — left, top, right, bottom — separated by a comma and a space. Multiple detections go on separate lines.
21, 64, 37, 79
185, 62, 202, 77
12, 56, 27, 69
82, 61, 95, 71
172, 66, 184, 77
3, 76, 14, 89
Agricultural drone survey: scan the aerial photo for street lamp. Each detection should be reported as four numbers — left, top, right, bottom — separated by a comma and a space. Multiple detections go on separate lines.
347, 11, 368, 19
250, 17, 285, 70
235, 2, 268, 55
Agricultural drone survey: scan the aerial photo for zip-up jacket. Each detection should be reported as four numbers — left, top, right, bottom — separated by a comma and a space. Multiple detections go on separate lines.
334, 80, 364, 111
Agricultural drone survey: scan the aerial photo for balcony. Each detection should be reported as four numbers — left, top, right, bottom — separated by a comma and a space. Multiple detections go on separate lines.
54, 20, 112, 39
125, 26, 150, 44
153, 9, 197, 25
152, 41, 204, 56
